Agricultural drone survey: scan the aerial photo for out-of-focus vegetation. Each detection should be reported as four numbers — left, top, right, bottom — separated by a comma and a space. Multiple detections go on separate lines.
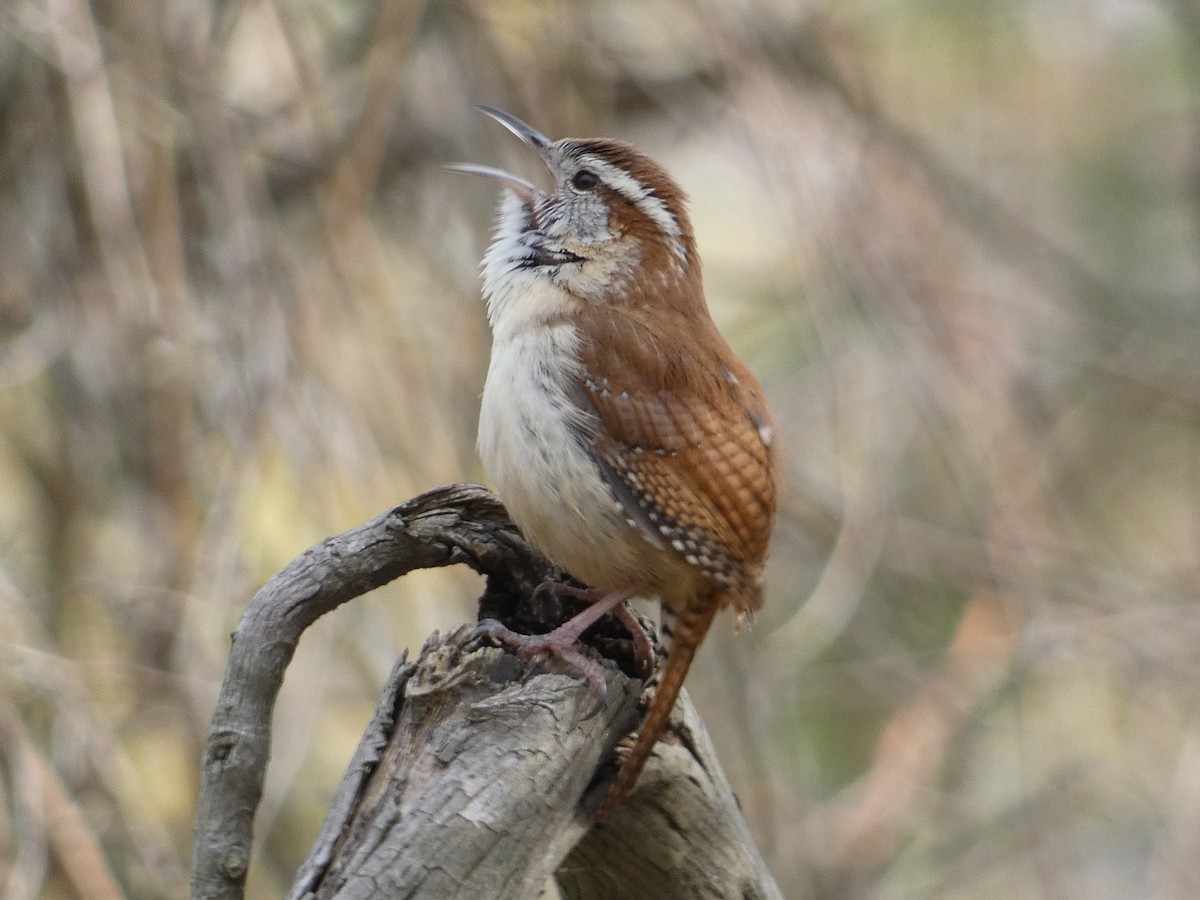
1, 0, 1198, 896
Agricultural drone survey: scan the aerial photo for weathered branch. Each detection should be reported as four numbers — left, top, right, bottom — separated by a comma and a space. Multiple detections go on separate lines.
190, 484, 545, 899
191, 484, 781, 900
285, 630, 640, 899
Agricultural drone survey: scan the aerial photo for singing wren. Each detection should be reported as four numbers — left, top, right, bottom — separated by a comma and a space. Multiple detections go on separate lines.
453, 107, 777, 819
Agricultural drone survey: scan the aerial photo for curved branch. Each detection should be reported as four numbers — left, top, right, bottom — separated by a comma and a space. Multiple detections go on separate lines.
189, 484, 554, 900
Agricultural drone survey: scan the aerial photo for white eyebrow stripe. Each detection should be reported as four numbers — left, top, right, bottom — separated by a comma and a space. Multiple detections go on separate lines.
575, 154, 683, 240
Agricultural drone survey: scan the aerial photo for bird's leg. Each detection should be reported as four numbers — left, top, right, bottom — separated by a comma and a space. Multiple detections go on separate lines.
534, 583, 655, 675
473, 584, 643, 695
609, 602, 657, 678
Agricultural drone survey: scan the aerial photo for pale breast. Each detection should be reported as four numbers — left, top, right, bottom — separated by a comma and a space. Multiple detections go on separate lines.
478, 323, 692, 597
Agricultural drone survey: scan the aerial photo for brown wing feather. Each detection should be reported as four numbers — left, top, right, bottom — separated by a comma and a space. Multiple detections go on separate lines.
572, 307, 776, 606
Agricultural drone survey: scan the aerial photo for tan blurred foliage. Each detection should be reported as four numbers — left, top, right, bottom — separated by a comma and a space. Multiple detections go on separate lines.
1, 0, 1198, 897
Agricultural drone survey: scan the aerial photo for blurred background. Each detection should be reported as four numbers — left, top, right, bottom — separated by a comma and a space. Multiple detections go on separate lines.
2, 0, 1199, 896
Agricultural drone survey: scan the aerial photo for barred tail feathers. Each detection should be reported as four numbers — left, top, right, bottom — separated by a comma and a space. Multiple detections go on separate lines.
595, 594, 722, 820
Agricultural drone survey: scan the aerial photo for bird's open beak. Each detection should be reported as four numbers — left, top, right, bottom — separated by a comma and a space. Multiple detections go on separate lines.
446, 106, 555, 202
474, 106, 554, 161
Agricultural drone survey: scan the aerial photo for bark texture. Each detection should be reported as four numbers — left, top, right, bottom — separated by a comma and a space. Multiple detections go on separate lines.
190, 484, 781, 900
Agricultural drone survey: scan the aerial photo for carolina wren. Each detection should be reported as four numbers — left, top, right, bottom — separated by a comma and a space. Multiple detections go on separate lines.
453, 107, 777, 819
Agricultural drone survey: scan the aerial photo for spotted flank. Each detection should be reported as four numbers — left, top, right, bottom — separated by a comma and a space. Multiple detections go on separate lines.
569, 308, 777, 607
604, 451, 741, 588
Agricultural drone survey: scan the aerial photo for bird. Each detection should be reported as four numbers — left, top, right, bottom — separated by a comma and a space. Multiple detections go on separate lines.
451, 106, 777, 820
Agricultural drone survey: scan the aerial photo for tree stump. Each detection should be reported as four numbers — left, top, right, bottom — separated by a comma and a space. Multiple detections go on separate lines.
190, 484, 781, 900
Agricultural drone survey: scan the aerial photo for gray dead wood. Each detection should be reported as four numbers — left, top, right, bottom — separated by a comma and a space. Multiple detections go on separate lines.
190, 483, 782, 900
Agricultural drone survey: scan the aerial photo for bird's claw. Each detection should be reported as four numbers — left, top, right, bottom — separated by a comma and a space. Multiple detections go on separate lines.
471, 617, 609, 697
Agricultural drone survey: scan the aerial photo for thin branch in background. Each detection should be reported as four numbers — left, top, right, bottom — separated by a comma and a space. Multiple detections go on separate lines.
0, 699, 126, 900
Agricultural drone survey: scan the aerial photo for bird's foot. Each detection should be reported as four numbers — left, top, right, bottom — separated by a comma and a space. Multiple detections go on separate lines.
472, 616, 610, 694
533, 582, 656, 679
472, 582, 654, 694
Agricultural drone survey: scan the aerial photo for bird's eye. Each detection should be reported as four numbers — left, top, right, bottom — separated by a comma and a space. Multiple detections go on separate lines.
571, 169, 600, 191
